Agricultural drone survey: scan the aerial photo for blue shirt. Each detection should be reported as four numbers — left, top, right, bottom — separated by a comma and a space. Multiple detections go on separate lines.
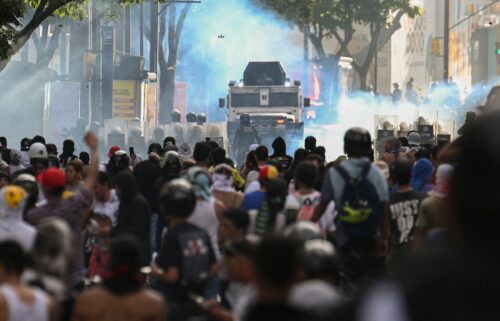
242, 191, 266, 211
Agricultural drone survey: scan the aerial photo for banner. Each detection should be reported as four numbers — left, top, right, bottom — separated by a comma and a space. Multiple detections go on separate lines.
112, 80, 137, 118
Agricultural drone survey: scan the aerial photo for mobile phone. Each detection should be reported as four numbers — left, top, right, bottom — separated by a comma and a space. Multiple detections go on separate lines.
129, 147, 135, 156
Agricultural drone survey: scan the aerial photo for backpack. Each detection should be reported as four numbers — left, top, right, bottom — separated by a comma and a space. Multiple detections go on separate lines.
294, 192, 320, 221
334, 163, 383, 247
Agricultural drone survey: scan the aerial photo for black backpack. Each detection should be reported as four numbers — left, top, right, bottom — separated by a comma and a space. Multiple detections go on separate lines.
334, 163, 383, 247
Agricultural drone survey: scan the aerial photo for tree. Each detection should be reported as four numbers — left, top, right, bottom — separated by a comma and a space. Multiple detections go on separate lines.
0, 0, 88, 72
253, 0, 421, 91
146, 3, 190, 124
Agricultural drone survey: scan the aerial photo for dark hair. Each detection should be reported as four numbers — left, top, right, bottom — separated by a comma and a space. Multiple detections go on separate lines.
307, 153, 323, 165
46, 144, 58, 156
164, 136, 176, 147
102, 236, 144, 295
312, 146, 326, 161
0, 137, 7, 147
305, 136, 316, 151
45, 185, 65, 197
79, 152, 90, 165
390, 157, 413, 185
255, 236, 297, 288
67, 160, 83, 174
223, 208, 250, 232
416, 148, 432, 160
398, 137, 409, 147
0, 241, 26, 275
289, 148, 309, 174
245, 151, 258, 170
224, 158, 235, 168
295, 161, 318, 189
62, 139, 75, 154
211, 147, 226, 166
259, 179, 287, 233
31, 135, 46, 145
148, 143, 163, 155
193, 142, 211, 163
97, 171, 111, 186
255, 146, 269, 162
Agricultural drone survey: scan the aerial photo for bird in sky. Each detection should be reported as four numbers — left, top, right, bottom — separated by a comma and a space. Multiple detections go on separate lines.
218, 34, 225, 39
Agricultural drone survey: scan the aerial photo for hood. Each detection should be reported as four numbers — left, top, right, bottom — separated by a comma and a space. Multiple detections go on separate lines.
272, 137, 287, 156
410, 158, 433, 192
0, 185, 27, 221
112, 171, 138, 203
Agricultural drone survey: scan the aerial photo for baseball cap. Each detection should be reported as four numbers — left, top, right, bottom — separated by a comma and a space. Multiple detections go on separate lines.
259, 165, 279, 181
108, 145, 121, 157
37, 168, 66, 191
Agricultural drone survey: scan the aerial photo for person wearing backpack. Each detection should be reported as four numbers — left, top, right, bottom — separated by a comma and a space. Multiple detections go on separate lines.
294, 161, 321, 222
312, 127, 389, 277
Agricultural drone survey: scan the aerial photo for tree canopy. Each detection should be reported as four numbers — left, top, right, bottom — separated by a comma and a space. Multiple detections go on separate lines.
253, 0, 422, 89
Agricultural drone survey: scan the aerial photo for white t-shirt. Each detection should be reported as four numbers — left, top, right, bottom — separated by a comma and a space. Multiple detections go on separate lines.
188, 198, 220, 260
91, 189, 120, 226
0, 218, 37, 251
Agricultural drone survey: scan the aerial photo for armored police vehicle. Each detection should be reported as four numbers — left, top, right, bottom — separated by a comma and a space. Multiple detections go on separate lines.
219, 62, 310, 153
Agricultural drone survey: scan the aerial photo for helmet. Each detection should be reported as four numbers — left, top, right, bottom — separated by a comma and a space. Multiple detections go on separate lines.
240, 113, 251, 125
408, 132, 421, 146
186, 112, 197, 123
344, 127, 371, 157
153, 127, 165, 140
12, 174, 39, 208
284, 221, 322, 244
159, 179, 196, 218
171, 109, 181, 123
129, 126, 142, 137
297, 239, 338, 279
197, 113, 207, 125
29, 143, 48, 159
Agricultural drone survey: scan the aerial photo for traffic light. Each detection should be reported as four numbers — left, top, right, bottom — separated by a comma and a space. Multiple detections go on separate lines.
432, 38, 441, 56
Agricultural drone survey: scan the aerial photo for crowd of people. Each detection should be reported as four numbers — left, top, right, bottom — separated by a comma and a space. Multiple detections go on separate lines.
0, 106, 499, 321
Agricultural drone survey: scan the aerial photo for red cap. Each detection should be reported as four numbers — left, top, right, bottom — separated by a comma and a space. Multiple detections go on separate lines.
37, 168, 66, 191
259, 165, 279, 182
108, 145, 121, 157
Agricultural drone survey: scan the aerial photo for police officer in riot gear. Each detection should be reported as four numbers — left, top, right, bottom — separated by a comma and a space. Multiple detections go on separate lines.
233, 113, 261, 167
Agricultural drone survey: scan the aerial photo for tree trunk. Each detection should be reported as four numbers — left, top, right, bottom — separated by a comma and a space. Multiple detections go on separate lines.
158, 3, 190, 124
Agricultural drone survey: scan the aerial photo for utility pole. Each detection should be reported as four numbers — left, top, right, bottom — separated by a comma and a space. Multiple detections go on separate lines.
303, 25, 309, 97
125, 6, 131, 54
444, 0, 450, 81
140, 4, 144, 57
150, 1, 159, 73
90, 0, 102, 124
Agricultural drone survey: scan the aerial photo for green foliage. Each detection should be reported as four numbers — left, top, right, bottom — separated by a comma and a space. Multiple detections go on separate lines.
254, 0, 422, 37
0, 0, 25, 59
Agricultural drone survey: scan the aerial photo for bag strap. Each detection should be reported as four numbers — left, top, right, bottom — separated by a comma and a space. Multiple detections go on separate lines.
334, 165, 351, 184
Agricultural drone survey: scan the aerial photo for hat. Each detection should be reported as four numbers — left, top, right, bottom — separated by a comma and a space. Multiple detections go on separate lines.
0, 185, 27, 220
249, 144, 259, 152
186, 167, 212, 200
37, 168, 66, 191
259, 165, 279, 182
29, 143, 48, 159
108, 145, 121, 157
408, 132, 421, 146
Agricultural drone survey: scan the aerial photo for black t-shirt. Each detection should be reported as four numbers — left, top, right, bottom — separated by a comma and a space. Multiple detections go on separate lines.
389, 190, 424, 248
155, 222, 216, 298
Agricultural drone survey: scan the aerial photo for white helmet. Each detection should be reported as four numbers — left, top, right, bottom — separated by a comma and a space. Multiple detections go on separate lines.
28, 143, 48, 159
